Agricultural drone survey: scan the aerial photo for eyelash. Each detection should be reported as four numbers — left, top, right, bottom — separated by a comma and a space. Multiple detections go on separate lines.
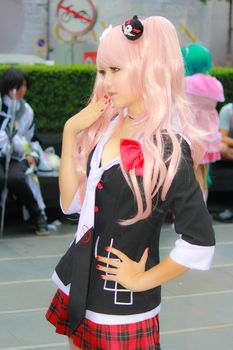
110, 67, 120, 73
98, 67, 120, 76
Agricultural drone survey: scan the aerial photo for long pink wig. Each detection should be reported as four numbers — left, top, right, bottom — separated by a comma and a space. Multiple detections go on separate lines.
75, 16, 204, 224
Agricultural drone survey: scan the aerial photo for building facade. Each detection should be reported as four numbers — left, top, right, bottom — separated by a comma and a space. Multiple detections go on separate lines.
0, 0, 231, 66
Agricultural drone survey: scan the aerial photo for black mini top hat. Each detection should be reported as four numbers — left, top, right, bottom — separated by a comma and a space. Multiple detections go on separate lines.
122, 15, 144, 41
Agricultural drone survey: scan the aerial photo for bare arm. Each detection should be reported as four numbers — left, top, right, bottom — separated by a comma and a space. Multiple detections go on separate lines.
59, 122, 80, 212
139, 256, 188, 290
220, 142, 233, 160
220, 129, 233, 160
220, 129, 233, 147
59, 97, 110, 212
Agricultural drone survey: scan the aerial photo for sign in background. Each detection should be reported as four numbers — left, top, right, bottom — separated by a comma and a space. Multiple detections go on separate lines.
51, 0, 210, 46
0, 0, 229, 65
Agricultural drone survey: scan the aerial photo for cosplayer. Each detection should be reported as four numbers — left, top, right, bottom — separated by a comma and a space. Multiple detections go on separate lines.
46, 16, 215, 349
182, 44, 225, 201
0, 68, 50, 235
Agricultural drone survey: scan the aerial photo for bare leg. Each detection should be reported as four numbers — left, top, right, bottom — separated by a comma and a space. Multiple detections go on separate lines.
69, 337, 81, 350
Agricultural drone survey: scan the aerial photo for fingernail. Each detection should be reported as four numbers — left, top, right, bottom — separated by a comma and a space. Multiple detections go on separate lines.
100, 275, 104, 279
96, 256, 100, 260
105, 246, 109, 251
100, 109, 104, 113
104, 95, 108, 99
147, 247, 150, 253
96, 265, 100, 269
105, 101, 108, 104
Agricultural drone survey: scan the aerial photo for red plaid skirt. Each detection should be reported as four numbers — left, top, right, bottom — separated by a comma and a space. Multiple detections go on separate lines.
46, 289, 161, 349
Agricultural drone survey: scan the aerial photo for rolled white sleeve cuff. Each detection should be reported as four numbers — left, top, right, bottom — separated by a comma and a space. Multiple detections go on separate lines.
169, 238, 215, 270
52, 270, 70, 295
60, 190, 81, 215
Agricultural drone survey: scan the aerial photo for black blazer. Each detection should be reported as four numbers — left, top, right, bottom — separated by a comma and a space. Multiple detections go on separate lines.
56, 138, 215, 325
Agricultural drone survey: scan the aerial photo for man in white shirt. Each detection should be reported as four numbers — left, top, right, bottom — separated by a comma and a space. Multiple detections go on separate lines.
0, 68, 50, 235
219, 103, 233, 160
213, 103, 233, 222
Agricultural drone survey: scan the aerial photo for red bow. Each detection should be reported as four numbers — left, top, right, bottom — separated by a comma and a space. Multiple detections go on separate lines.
120, 139, 144, 176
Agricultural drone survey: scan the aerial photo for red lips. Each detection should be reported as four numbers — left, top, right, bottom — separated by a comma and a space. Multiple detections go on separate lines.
108, 92, 116, 97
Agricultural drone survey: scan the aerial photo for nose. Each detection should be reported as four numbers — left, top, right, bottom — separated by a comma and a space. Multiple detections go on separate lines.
102, 71, 112, 90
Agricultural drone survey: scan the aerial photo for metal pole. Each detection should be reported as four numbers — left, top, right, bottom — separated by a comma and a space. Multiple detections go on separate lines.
36, 0, 50, 60
226, 0, 233, 66
46, 0, 50, 60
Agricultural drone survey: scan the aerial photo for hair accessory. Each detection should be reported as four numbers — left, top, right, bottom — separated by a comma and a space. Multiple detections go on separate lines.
99, 25, 113, 41
122, 15, 143, 41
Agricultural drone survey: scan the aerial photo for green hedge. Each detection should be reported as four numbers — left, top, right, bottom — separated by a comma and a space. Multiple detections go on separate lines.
0, 65, 232, 133
0, 65, 96, 133
211, 67, 233, 110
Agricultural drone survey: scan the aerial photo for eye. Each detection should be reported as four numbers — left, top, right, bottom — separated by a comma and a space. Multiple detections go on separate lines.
98, 69, 106, 76
110, 67, 120, 73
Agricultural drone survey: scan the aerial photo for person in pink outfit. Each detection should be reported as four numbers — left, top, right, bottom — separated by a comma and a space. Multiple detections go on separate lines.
182, 44, 225, 201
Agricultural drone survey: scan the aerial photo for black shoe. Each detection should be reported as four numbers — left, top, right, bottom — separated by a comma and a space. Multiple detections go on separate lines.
35, 212, 50, 236
213, 209, 233, 223
35, 224, 50, 236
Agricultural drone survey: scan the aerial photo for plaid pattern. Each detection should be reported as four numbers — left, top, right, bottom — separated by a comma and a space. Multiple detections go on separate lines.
46, 289, 161, 349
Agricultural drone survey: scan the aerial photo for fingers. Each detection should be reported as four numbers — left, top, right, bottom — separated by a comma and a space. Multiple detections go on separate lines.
94, 95, 111, 113
96, 265, 117, 275
99, 273, 116, 282
97, 246, 149, 266
100, 96, 111, 114
105, 246, 128, 261
96, 256, 121, 268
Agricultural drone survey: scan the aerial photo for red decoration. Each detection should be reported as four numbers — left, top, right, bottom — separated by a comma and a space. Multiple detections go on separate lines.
97, 182, 103, 189
81, 225, 92, 244
120, 139, 144, 176
83, 51, 97, 64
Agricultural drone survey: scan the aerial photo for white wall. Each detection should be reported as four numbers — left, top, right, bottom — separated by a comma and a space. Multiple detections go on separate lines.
48, 0, 232, 66
0, 0, 47, 57
210, 0, 230, 66
0, 0, 231, 66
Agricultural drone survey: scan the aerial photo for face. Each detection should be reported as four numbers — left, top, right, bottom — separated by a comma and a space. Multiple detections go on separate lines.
98, 66, 143, 115
8, 80, 27, 100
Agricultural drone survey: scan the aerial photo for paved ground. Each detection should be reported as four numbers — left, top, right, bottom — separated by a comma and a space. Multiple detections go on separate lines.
0, 217, 232, 350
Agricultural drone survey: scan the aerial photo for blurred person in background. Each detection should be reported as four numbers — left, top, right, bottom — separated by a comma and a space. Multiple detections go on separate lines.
182, 43, 225, 202
219, 102, 233, 160
213, 102, 233, 222
0, 67, 50, 235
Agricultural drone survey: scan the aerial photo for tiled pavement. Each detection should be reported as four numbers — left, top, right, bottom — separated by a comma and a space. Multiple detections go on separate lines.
0, 220, 232, 350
